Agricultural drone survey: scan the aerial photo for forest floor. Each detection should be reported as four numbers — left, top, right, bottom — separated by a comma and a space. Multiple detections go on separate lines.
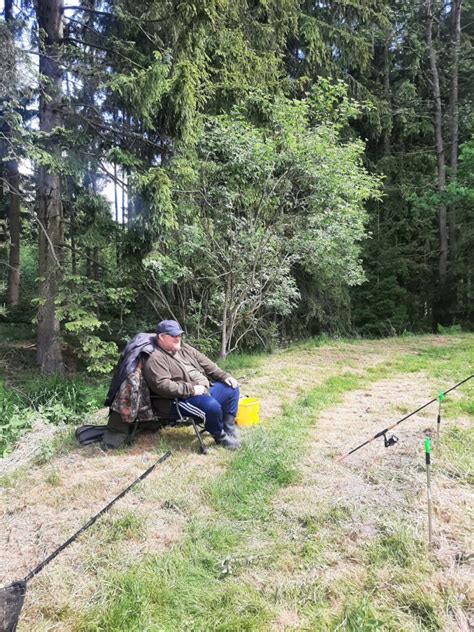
1, 333, 473, 631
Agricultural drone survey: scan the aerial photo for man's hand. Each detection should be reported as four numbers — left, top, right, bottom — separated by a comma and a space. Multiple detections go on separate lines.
193, 384, 207, 396
225, 376, 238, 389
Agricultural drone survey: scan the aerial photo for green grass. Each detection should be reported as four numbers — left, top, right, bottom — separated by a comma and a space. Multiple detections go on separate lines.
335, 598, 384, 631
288, 333, 336, 350
75, 521, 272, 632
14, 374, 106, 418
0, 469, 24, 489
6, 334, 473, 630
398, 588, 443, 631
71, 338, 474, 631
438, 424, 474, 484
390, 343, 473, 384
0, 381, 37, 457
77, 369, 377, 630
217, 352, 265, 373
208, 373, 362, 521
365, 525, 424, 569
96, 511, 147, 543
44, 469, 62, 486
32, 428, 77, 465
0, 375, 106, 456
365, 342, 473, 425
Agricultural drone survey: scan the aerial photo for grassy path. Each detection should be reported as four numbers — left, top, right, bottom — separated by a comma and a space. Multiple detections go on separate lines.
1, 334, 472, 631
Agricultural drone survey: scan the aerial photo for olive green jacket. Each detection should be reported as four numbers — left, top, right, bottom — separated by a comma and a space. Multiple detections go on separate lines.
143, 343, 230, 416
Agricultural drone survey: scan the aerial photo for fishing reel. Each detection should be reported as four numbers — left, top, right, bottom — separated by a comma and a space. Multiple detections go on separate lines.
383, 432, 399, 448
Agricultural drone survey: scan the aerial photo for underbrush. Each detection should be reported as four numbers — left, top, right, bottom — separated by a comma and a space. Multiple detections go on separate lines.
0, 376, 105, 457
0, 322, 34, 341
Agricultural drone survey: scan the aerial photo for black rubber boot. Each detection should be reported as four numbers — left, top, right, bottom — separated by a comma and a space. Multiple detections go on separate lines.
213, 432, 241, 450
222, 413, 240, 438
101, 412, 130, 450
102, 429, 128, 450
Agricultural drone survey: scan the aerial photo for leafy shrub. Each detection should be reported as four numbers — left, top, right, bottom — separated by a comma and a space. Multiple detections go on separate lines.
16, 375, 105, 418
436, 323, 463, 335
0, 376, 106, 456
0, 382, 36, 456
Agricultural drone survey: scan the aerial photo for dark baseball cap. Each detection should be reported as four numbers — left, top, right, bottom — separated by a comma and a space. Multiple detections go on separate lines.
156, 319, 184, 336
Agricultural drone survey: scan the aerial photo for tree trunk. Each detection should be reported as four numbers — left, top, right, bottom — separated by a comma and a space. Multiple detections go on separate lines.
4, 0, 21, 307
382, 36, 391, 157
426, 0, 448, 299
122, 166, 126, 224
36, 0, 65, 374
114, 163, 119, 223
448, 0, 462, 279
6, 160, 20, 306
219, 308, 228, 358
219, 277, 231, 358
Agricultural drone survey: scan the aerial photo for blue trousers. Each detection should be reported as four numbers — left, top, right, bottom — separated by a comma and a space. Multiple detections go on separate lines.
172, 382, 240, 437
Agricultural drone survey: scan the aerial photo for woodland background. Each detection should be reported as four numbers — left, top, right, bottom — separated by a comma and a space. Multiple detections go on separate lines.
1, 0, 473, 375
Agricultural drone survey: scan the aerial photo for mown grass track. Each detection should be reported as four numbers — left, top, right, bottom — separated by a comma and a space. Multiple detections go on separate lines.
1, 334, 472, 631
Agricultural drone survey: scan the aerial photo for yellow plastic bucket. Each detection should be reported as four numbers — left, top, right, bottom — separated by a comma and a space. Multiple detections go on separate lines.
235, 397, 260, 427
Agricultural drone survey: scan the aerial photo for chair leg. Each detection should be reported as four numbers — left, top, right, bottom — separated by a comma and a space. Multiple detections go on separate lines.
190, 416, 208, 454
174, 400, 207, 455
127, 417, 140, 445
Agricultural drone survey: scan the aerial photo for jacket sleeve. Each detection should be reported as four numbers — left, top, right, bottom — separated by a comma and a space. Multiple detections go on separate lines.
143, 352, 195, 399
189, 346, 230, 382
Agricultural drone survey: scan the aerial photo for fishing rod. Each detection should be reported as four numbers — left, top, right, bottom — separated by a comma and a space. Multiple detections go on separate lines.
0, 451, 172, 632
335, 374, 473, 463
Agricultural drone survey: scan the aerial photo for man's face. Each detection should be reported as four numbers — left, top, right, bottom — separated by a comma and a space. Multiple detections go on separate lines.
157, 333, 182, 353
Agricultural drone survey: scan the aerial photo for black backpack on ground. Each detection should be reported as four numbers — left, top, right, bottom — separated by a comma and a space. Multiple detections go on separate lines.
75, 419, 164, 447
75, 424, 107, 446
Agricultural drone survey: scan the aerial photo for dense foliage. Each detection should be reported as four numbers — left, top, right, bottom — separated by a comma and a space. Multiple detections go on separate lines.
1, 0, 473, 373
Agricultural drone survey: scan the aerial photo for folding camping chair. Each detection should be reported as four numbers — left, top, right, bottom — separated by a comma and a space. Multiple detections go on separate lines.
133, 396, 208, 454
78, 337, 210, 454
77, 397, 208, 455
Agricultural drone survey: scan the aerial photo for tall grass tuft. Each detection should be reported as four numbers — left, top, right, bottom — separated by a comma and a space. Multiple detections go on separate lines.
0, 376, 105, 455
439, 425, 474, 485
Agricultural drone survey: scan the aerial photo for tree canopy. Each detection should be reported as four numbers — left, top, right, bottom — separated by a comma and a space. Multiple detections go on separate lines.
1, 0, 473, 372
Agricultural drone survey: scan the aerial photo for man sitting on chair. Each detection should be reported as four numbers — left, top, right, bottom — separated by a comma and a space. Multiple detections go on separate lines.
143, 319, 241, 450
